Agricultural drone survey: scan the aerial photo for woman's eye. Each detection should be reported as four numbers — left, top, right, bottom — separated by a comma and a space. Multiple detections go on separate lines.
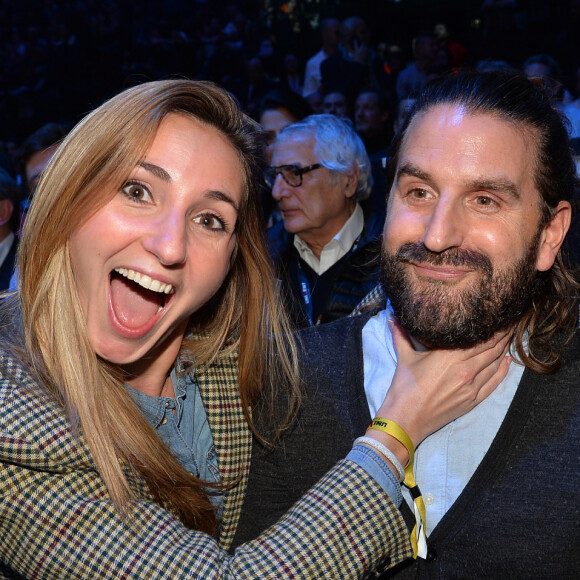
122, 182, 151, 202
194, 214, 225, 230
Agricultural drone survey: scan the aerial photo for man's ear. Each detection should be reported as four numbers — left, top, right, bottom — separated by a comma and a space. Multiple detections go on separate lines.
536, 200, 572, 272
0, 199, 14, 227
344, 163, 361, 199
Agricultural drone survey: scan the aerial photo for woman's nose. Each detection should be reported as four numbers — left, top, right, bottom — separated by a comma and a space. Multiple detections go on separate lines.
142, 210, 187, 266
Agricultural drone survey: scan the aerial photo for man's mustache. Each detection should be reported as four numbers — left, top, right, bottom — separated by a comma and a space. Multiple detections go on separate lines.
393, 242, 493, 275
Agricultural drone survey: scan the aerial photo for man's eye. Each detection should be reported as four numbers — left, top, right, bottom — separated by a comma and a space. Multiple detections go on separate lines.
290, 167, 302, 176
475, 196, 495, 206
410, 188, 430, 199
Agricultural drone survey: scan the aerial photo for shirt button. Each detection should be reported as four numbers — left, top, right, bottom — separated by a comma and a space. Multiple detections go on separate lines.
160, 416, 168, 425
424, 493, 435, 506
164, 401, 170, 408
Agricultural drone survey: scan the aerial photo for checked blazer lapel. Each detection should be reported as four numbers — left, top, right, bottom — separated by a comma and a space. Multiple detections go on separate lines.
196, 348, 251, 550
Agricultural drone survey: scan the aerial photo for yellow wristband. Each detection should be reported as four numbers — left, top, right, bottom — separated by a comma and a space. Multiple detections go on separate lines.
369, 417, 427, 559
368, 417, 414, 468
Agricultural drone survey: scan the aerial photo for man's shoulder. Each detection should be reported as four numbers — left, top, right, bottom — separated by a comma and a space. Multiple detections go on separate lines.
306, 49, 326, 67
554, 326, 580, 373
296, 310, 379, 357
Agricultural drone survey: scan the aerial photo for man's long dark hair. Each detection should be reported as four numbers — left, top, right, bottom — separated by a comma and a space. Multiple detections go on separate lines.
385, 71, 580, 374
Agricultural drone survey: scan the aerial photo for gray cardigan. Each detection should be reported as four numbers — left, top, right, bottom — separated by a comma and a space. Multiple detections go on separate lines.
234, 312, 580, 578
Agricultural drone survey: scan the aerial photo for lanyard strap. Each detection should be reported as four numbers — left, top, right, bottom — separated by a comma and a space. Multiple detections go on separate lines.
295, 234, 363, 326
369, 417, 428, 559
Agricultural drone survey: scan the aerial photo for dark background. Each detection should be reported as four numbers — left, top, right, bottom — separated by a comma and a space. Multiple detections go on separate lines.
1, 0, 578, 143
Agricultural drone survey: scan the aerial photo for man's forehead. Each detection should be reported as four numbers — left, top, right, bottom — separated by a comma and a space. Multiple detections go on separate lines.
399, 105, 537, 166
272, 132, 314, 161
391, 105, 544, 211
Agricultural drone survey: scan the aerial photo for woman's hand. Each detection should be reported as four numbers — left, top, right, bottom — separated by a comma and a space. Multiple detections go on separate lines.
370, 320, 512, 460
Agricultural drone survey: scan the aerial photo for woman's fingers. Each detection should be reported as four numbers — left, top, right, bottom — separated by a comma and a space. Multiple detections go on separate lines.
379, 324, 516, 446
472, 354, 512, 406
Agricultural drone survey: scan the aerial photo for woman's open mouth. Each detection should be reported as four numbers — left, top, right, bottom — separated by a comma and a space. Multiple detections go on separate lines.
109, 267, 174, 336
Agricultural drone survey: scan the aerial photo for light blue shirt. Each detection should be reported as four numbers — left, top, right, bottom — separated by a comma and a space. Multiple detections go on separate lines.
362, 306, 524, 535
126, 361, 223, 515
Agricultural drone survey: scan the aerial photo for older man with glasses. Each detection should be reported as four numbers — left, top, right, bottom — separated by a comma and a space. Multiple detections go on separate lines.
265, 114, 382, 328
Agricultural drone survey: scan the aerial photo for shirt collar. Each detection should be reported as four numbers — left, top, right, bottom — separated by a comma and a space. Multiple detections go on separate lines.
0, 232, 15, 268
125, 364, 193, 427
294, 203, 364, 275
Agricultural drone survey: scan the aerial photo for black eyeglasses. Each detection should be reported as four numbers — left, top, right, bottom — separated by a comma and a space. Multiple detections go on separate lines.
264, 163, 322, 188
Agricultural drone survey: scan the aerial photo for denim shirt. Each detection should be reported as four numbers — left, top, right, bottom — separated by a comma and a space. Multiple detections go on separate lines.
125, 361, 223, 515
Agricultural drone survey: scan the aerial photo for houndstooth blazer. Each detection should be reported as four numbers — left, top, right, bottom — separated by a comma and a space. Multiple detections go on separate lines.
0, 341, 412, 579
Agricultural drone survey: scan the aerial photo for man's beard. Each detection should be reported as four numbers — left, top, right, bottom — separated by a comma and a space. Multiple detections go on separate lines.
380, 239, 541, 349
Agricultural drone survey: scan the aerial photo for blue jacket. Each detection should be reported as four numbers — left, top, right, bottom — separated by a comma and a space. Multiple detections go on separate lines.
267, 209, 383, 328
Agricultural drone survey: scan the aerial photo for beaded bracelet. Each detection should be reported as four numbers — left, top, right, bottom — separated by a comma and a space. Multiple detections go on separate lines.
353, 436, 405, 482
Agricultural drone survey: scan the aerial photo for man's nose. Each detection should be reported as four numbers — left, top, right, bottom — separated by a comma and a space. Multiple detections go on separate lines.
421, 197, 465, 253
271, 174, 290, 200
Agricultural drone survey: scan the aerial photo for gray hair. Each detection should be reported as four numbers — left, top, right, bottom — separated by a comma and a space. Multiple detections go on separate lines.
276, 114, 373, 200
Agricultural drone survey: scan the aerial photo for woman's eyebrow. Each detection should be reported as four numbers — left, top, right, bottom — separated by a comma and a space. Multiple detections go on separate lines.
139, 161, 171, 182
205, 190, 239, 212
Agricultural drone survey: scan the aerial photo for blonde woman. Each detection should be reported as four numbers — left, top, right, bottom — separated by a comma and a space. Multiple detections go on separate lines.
0, 80, 511, 578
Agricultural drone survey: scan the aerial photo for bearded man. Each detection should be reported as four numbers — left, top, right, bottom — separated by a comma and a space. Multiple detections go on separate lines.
234, 71, 580, 577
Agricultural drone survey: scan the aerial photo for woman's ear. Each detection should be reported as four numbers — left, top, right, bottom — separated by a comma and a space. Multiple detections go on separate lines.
535, 200, 572, 272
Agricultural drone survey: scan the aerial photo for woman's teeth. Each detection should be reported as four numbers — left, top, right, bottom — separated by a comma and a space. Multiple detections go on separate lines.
114, 268, 174, 294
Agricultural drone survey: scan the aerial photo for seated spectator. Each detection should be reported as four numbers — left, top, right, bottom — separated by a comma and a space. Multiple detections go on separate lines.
433, 23, 468, 69
18, 121, 72, 200
227, 56, 277, 117
280, 53, 303, 95
302, 17, 341, 97
18, 122, 72, 222
0, 169, 21, 291
256, 88, 313, 150
393, 97, 416, 135
8, 121, 72, 290
322, 90, 350, 120
354, 88, 395, 225
396, 30, 438, 100
265, 114, 382, 327
304, 90, 324, 114
354, 88, 393, 155
523, 54, 580, 138
320, 16, 391, 105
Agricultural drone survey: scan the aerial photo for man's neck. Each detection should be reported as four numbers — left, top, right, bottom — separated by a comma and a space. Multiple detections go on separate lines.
296, 203, 360, 260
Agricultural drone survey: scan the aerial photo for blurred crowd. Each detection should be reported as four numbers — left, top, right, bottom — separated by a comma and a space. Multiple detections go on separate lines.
2, 0, 580, 294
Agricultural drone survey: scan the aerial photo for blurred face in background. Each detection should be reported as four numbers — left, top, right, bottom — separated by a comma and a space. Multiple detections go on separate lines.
323, 92, 349, 118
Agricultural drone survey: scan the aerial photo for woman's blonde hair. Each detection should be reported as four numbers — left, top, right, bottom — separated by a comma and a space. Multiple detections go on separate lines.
15, 79, 300, 534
